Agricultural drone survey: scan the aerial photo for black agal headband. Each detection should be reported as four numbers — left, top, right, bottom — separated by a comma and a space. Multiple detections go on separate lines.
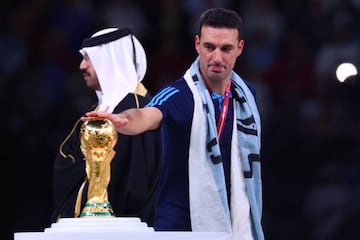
81, 28, 132, 47
80, 28, 137, 70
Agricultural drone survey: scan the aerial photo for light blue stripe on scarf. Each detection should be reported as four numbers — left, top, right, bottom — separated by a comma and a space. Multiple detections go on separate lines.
186, 57, 264, 240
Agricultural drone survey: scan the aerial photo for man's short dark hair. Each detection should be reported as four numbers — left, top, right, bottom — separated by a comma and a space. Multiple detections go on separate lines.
198, 8, 243, 40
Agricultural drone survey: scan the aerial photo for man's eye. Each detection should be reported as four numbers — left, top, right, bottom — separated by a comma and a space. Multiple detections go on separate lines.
205, 45, 213, 50
222, 47, 232, 53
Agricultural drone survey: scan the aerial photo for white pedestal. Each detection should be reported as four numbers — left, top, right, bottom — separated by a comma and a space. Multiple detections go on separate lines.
45, 217, 153, 232
14, 217, 231, 240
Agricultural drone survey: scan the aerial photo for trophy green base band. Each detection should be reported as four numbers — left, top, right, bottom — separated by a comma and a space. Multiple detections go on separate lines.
80, 202, 115, 217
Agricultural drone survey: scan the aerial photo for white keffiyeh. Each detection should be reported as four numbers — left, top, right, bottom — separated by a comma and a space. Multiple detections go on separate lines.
79, 28, 147, 113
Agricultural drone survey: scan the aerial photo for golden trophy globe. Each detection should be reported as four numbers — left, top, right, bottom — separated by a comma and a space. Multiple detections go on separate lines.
79, 119, 117, 217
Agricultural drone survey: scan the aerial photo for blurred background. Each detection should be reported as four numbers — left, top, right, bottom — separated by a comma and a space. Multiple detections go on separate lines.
2, 0, 360, 239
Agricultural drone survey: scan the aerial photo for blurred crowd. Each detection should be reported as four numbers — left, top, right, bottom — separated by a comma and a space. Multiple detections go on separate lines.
2, 0, 360, 240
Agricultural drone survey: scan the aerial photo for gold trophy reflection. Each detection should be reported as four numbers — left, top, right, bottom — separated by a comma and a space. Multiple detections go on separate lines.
79, 119, 117, 217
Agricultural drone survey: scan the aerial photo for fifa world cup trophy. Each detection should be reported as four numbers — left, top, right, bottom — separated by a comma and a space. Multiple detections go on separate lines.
79, 119, 117, 217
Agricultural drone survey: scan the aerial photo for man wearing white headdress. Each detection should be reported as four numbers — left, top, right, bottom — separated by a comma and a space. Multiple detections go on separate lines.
51, 28, 161, 226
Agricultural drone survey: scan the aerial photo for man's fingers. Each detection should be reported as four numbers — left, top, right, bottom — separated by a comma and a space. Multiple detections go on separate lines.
84, 111, 107, 117
80, 111, 108, 121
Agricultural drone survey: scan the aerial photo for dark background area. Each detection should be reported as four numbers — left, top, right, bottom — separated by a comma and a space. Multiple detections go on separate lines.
2, 0, 360, 240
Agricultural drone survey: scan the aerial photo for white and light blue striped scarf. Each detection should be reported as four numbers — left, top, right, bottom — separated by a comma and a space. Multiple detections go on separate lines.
184, 57, 264, 240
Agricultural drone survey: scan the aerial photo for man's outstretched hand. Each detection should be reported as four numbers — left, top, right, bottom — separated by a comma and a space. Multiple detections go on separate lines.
81, 111, 130, 131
